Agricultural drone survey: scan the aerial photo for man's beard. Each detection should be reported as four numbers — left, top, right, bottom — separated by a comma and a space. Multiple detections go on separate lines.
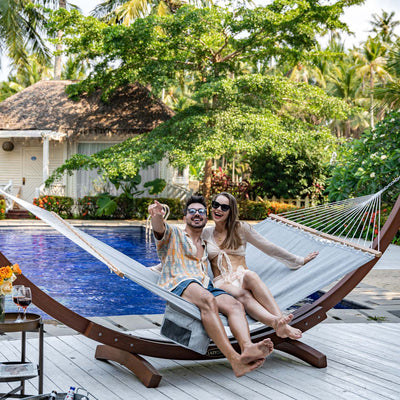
186, 219, 207, 229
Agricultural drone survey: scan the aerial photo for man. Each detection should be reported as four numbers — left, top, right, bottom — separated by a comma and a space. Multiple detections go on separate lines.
148, 195, 273, 377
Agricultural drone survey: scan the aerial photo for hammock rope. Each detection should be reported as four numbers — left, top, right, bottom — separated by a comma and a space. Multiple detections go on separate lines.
278, 176, 400, 251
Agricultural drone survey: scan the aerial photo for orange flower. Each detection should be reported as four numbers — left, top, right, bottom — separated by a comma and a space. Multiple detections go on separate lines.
12, 264, 21, 275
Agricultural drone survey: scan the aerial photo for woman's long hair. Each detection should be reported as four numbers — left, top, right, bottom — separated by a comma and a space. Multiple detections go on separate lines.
213, 192, 242, 250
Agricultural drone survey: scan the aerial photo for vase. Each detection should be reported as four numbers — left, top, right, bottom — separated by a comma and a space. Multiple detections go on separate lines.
0, 295, 5, 323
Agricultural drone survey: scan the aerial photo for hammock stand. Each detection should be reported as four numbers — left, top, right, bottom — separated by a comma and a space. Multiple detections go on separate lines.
0, 194, 399, 388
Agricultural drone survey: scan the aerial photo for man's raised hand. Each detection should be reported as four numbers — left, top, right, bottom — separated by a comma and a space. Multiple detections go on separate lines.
148, 200, 166, 218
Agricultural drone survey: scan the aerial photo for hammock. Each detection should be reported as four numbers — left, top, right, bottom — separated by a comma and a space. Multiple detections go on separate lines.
0, 183, 399, 387
0, 188, 385, 340
0, 188, 380, 311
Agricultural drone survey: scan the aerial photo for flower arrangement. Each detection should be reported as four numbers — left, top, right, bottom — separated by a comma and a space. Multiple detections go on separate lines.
0, 264, 21, 295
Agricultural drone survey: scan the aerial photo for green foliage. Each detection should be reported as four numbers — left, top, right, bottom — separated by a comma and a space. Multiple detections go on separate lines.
143, 178, 167, 195
77, 194, 135, 219
0, 199, 6, 220
327, 111, 400, 203
33, 195, 74, 219
130, 197, 183, 219
77, 195, 182, 220
237, 200, 299, 220
47, 74, 350, 187
250, 128, 336, 199
95, 194, 118, 217
44, 2, 354, 196
47, 3, 361, 99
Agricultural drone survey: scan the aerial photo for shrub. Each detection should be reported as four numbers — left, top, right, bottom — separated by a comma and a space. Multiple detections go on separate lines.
33, 196, 74, 218
0, 199, 6, 220
249, 130, 335, 201
131, 197, 183, 220
77, 196, 183, 220
327, 111, 400, 205
237, 200, 299, 220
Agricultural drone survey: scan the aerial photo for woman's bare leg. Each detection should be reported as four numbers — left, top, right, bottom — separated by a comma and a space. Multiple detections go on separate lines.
222, 273, 302, 340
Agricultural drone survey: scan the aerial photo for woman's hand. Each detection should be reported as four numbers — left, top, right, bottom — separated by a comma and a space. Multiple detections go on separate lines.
304, 251, 319, 265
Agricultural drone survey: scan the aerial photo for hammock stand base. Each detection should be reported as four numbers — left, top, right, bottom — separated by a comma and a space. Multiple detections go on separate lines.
1, 195, 399, 388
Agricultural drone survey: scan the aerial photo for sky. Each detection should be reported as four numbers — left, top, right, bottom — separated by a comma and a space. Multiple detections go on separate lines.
1, 0, 400, 80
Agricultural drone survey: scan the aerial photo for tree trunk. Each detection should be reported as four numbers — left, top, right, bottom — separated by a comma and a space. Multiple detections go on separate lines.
54, 0, 66, 80
369, 66, 374, 129
202, 159, 213, 200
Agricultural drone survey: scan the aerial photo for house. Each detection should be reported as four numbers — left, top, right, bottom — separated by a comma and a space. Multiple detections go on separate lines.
0, 80, 190, 206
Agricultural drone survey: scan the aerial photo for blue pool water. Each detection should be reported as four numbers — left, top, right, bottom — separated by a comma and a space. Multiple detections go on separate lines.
0, 226, 164, 319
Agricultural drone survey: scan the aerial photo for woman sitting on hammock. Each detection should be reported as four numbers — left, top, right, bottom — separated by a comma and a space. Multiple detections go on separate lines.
202, 192, 319, 340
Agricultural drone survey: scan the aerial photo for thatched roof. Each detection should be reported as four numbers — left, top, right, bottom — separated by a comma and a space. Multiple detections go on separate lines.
0, 80, 174, 138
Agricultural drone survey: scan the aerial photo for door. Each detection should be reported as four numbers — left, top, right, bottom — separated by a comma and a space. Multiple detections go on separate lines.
22, 147, 43, 202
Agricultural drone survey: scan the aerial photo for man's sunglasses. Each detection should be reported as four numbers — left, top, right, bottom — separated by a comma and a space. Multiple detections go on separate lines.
211, 201, 231, 212
187, 208, 207, 215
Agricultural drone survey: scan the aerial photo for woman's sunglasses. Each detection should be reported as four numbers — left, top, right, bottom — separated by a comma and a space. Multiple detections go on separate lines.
211, 201, 231, 212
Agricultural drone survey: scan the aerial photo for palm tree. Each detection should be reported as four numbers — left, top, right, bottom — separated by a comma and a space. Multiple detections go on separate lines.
0, 0, 52, 68
374, 47, 400, 110
369, 10, 400, 44
354, 36, 391, 128
0, 54, 52, 100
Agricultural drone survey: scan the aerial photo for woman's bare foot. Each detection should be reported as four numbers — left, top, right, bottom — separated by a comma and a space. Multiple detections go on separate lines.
231, 357, 265, 377
273, 314, 302, 340
240, 338, 274, 364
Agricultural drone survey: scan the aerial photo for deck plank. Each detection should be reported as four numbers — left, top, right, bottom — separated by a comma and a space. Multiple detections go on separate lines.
1, 323, 400, 399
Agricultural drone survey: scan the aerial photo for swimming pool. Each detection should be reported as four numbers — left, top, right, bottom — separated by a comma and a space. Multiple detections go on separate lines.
0, 226, 165, 319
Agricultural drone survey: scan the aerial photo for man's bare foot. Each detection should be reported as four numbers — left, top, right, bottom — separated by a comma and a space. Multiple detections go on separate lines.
273, 314, 302, 340
240, 338, 274, 364
231, 357, 265, 377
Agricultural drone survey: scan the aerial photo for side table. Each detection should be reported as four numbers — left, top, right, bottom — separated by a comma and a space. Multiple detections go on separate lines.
0, 313, 44, 399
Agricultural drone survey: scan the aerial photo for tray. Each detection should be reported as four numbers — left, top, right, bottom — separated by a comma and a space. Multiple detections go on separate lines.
0, 362, 37, 382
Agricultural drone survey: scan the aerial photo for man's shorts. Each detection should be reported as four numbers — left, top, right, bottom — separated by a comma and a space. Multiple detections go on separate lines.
172, 279, 229, 298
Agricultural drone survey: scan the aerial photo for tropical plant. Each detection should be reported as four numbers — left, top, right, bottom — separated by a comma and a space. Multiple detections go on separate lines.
327, 110, 400, 205
374, 45, 400, 110
354, 36, 391, 127
0, 0, 51, 68
369, 10, 400, 44
0, 55, 53, 100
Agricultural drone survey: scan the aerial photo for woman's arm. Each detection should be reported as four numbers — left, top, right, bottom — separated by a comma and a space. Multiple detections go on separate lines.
242, 222, 307, 269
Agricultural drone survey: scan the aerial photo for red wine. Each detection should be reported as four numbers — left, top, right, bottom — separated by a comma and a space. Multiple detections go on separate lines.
19, 299, 31, 308
13, 296, 22, 305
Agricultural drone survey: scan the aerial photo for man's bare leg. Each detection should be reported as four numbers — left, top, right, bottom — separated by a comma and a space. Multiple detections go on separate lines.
181, 283, 265, 377
216, 294, 274, 363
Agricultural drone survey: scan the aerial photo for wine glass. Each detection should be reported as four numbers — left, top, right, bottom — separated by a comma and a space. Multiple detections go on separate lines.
19, 287, 32, 321
12, 285, 24, 322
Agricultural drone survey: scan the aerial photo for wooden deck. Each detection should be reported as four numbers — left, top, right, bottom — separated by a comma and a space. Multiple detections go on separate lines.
1, 323, 400, 399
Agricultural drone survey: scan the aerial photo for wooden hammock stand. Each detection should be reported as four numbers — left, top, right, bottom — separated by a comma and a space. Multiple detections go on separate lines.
0, 195, 399, 388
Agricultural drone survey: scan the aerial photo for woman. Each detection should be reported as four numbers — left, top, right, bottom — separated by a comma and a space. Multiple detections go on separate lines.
202, 192, 318, 340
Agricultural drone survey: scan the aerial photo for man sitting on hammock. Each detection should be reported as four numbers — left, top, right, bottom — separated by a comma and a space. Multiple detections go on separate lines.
148, 195, 273, 377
